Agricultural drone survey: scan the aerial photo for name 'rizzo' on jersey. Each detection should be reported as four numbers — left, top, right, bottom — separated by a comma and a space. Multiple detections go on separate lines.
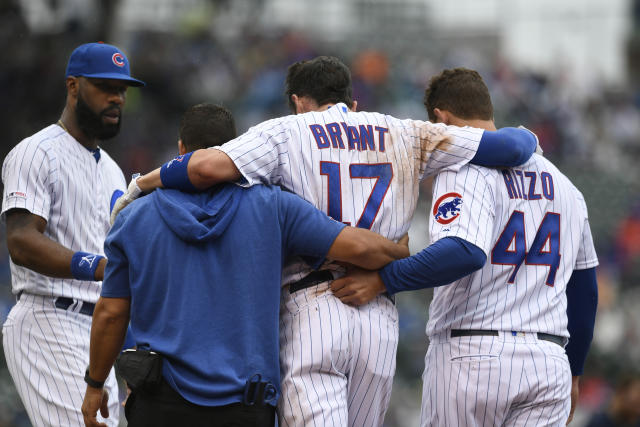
501, 169, 554, 201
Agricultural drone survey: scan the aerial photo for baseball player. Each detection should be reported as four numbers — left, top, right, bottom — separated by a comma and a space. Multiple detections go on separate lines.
111, 56, 538, 426
1, 42, 144, 427
331, 68, 599, 426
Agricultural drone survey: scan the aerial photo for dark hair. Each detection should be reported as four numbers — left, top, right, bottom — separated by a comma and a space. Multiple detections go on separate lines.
179, 104, 237, 152
424, 68, 494, 122
284, 56, 353, 113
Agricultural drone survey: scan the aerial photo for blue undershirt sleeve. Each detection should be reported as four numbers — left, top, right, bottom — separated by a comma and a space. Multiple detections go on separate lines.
565, 267, 598, 376
470, 127, 536, 167
380, 236, 486, 295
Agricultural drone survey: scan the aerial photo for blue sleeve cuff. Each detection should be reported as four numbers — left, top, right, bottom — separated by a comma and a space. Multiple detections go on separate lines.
565, 267, 598, 376
380, 236, 486, 294
70, 252, 104, 281
160, 152, 198, 192
471, 127, 536, 167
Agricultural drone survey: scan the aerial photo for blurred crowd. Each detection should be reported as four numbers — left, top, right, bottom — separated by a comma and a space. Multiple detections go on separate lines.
1, 0, 640, 425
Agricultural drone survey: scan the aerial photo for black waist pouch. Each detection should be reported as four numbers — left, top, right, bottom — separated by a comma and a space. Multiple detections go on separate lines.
116, 349, 163, 391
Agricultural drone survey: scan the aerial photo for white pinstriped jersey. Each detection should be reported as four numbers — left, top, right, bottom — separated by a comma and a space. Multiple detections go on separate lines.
218, 103, 484, 284
426, 153, 598, 338
1, 124, 126, 302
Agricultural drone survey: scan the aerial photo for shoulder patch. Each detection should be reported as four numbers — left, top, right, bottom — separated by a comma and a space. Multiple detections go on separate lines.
433, 192, 463, 225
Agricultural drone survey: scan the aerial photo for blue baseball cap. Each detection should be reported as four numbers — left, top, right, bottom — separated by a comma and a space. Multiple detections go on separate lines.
65, 42, 145, 87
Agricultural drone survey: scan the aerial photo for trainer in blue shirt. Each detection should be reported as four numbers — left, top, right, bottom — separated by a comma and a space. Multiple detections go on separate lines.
81, 104, 409, 427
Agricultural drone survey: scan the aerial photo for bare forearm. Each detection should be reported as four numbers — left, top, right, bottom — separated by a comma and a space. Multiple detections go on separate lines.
7, 225, 106, 280
329, 227, 409, 270
188, 148, 241, 188
135, 167, 163, 193
8, 230, 75, 277
89, 298, 130, 382
352, 246, 406, 270
8, 205, 113, 286
385, 237, 411, 261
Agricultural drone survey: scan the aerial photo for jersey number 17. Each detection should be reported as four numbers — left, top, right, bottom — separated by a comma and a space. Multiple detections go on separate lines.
320, 162, 393, 229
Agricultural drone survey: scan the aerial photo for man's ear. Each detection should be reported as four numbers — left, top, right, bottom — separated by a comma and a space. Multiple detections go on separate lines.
351, 100, 358, 112
291, 94, 304, 114
66, 76, 79, 98
433, 108, 451, 125
178, 139, 187, 155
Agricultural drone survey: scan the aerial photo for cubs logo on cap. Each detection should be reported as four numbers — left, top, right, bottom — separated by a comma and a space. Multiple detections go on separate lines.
112, 53, 125, 67
433, 192, 463, 225
65, 42, 145, 87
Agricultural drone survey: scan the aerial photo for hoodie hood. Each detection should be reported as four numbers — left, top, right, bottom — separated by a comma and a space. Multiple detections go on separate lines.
153, 185, 241, 243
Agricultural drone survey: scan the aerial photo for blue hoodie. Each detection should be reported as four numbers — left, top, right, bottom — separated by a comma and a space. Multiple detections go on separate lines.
102, 184, 344, 407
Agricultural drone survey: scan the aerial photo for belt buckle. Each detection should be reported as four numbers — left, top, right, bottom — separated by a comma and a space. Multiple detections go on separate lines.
511, 331, 526, 337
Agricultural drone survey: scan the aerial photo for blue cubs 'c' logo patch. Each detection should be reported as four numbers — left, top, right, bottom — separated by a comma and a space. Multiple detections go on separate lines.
433, 192, 463, 225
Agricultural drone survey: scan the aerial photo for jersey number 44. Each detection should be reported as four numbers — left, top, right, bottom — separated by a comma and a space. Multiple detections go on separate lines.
491, 211, 561, 286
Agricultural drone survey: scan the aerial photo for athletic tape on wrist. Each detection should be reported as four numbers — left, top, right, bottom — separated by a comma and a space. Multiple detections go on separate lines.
160, 152, 198, 192
71, 252, 104, 281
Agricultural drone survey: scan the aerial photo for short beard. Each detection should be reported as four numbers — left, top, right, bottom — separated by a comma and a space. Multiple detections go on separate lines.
76, 94, 122, 140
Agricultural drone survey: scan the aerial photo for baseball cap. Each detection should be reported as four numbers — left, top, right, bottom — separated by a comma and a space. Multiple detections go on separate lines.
65, 42, 145, 87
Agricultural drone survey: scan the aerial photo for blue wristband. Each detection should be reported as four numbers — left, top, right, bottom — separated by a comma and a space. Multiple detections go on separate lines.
160, 152, 198, 192
70, 252, 105, 281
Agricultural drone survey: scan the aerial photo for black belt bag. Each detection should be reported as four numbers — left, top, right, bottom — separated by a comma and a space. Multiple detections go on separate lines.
116, 349, 163, 391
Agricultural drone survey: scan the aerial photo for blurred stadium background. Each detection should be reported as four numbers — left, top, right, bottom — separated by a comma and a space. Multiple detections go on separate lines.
1, 0, 640, 425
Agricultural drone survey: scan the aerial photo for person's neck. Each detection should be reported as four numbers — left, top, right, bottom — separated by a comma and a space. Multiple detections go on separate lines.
449, 117, 496, 131
59, 109, 99, 150
314, 103, 337, 112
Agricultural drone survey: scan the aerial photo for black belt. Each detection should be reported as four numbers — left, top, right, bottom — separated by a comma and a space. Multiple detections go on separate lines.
289, 270, 395, 304
288, 270, 335, 293
16, 292, 95, 317
450, 329, 566, 347
54, 297, 95, 316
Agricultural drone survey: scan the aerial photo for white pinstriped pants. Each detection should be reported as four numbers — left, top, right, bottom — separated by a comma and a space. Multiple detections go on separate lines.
2, 293, 119, 427
421, 331, 572, 427
278, 282, 398, 427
